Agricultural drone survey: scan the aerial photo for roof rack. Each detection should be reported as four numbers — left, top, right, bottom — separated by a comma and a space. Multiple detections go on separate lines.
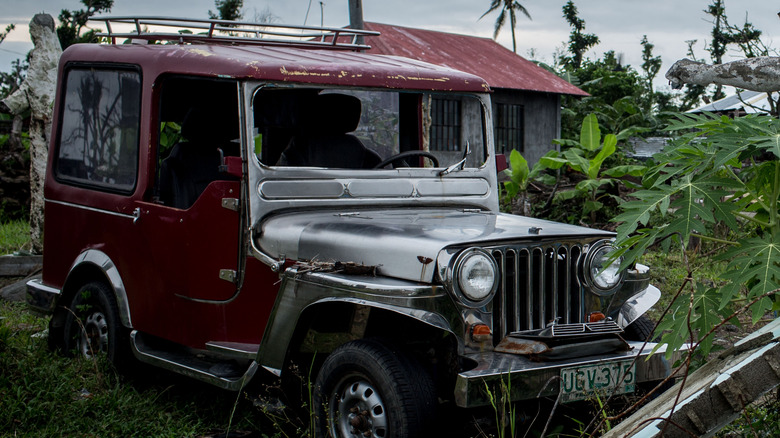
89, 16, 379, 51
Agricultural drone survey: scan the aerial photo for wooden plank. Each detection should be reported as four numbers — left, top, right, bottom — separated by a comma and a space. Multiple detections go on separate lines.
0, 255, 43, 276
605, 318, 780, 438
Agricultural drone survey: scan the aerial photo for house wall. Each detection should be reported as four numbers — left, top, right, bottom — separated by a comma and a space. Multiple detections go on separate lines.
492, 89, 561, 166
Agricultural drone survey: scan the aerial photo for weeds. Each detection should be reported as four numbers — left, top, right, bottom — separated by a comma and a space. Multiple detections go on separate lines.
0, 219, 30, 254
0, 299, 258, 437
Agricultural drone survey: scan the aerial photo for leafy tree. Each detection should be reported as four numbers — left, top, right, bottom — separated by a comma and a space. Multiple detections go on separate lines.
57, 0, 114, 49
479, 0, 531, 54
209, 0, 244, 21
640, 35, 661, 104
614, 113, 780, 359
0, 24, 15, 45
561, 1, 599, 70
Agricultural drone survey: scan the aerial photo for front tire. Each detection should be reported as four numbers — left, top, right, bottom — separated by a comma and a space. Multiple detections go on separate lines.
313, 339, 436, 438
62, 281, 128, 365
623, 315, 656, 342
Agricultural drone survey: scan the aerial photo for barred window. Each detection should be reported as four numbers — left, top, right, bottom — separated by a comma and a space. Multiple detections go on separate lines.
494, 103, 524, 154
430, 98, 461, 151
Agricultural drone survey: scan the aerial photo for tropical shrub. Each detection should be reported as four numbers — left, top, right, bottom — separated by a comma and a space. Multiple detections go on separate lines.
614, 112, 780, 358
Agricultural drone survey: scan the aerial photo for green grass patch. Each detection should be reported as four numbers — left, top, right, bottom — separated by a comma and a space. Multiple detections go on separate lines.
0, 300, 272, 437
0, 219, 30, 255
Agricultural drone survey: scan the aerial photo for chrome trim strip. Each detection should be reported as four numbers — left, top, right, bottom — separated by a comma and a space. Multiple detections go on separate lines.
69, 249, 133, 328
25, 278, 61, 314
46, 199, 137, 220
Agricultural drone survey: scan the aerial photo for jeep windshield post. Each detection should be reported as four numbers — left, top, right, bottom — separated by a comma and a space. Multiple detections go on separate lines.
28, 16, 672, 438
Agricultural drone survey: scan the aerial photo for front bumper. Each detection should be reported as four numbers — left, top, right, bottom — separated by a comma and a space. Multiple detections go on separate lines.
454, 340, 674, 407
26, 278, 61, 315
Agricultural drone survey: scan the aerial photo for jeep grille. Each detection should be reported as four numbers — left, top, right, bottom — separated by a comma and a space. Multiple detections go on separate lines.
490, 243, 585, 340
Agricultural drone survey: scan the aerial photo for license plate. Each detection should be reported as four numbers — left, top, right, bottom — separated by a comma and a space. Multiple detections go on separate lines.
560, 360, 636, 403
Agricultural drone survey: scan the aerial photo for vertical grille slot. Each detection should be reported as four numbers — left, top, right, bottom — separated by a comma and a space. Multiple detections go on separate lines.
492, 243, 584, 340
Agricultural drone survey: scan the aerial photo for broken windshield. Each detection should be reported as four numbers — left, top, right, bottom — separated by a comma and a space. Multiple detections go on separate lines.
251, 86, 487, 170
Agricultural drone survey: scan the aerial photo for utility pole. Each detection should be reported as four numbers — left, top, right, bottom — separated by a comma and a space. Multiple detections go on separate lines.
348, 0, 364, 46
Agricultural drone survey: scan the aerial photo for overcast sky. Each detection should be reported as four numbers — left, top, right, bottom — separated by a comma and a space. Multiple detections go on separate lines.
2, 0, 780, 92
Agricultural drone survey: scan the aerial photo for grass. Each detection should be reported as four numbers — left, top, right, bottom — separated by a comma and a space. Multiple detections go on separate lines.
0, 219, 30, 255
0, 299, 269, 437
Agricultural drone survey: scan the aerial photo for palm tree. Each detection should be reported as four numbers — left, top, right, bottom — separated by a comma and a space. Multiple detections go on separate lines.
480, 0, 532, 53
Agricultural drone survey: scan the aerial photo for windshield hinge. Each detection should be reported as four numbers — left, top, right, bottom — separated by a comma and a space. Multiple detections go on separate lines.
222, 198, 240, 211
219, 269, 237, 284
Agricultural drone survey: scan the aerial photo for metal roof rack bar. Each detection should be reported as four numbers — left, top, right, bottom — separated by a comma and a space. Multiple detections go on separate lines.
89, 16, 379, 50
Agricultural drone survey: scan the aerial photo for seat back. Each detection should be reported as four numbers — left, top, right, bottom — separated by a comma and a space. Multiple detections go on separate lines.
277, 94, 380, 168
159, 109, 235, 209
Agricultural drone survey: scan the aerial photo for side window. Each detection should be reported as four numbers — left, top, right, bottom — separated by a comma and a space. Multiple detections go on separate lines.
156, 76, 240, 209
55, 67, 141, 193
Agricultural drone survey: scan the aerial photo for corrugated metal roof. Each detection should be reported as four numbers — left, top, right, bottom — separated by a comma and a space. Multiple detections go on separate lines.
61, 42, 489, 92
364, 22, 588, 97
689, 89, 774, 114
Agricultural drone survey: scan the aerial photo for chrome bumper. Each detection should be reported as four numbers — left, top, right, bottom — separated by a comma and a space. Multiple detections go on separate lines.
454, 340, 673, 408
26, 278, 61, 314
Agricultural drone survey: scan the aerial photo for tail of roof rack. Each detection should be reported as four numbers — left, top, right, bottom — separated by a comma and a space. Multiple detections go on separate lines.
89, 16, 379, 51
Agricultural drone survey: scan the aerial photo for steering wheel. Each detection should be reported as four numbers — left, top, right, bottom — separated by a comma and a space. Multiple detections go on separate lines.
373, 150, 440, 169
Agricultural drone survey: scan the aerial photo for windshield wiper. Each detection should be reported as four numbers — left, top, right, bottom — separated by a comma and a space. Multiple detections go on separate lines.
438, 141, 471, 176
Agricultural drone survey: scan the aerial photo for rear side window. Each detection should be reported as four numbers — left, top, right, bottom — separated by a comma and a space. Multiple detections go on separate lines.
55, 67, 141, 193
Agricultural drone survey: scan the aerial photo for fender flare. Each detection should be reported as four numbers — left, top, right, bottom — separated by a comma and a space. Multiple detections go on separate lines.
258, 295, 456, 375
65, 249, 132, 328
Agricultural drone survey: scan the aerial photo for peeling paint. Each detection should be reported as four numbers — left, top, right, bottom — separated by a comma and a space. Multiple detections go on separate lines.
280, 66, 331, 77
187, 48, 214, 57
386, 74, 449, 83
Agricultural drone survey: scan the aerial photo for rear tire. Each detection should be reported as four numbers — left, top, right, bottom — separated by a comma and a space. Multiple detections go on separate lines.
313, 339, 436, 438
61, 281, 129, 366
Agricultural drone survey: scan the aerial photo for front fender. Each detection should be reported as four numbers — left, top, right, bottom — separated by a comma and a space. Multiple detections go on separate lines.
256, 268, 458, 374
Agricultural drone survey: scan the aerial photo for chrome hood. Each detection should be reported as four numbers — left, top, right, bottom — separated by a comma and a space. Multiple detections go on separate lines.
258, 208, 611, 283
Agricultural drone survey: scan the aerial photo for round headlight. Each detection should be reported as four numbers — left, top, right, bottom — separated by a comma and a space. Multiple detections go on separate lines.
586, 243, 623, 292
453, 248, 498, 307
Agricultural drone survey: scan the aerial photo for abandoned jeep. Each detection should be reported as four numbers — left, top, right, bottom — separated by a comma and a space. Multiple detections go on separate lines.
27, 17, 669, 437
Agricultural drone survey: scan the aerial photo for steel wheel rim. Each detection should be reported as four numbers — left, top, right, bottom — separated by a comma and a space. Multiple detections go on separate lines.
329, 375, 388, 438
77, 311, 109, 358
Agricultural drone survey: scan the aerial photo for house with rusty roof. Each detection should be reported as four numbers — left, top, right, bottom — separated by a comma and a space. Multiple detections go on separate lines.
363, 22, 588, 165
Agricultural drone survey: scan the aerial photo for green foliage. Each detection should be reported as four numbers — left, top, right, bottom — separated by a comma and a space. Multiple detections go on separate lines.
484, 374, 518, 438
560, 1, 599, 70
614, 112, 780, 359
540, 114, 645, 223
0, 300, 264, 437
209, 0, 244, 21
501, 149, 538, 207
0, 220, 30, 254
57, 0, 114, 49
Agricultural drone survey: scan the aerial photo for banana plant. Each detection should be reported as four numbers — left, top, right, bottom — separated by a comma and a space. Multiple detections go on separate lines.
539, 113, 644, 222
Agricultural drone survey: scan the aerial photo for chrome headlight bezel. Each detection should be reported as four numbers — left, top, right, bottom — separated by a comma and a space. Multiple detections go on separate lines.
584, 240, 624, 295
448, 248, 499, 308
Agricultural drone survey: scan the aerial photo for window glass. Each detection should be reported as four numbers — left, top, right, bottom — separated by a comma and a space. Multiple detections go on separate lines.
56, 68, 141, 192
252, 87, 486, 170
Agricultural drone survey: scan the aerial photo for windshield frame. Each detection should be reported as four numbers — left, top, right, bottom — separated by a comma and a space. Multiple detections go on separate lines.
243, 81, 501, 224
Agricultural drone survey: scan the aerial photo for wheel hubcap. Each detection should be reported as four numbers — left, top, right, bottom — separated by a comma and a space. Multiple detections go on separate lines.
332, 379, 387, 438
78, 311, 109, 358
